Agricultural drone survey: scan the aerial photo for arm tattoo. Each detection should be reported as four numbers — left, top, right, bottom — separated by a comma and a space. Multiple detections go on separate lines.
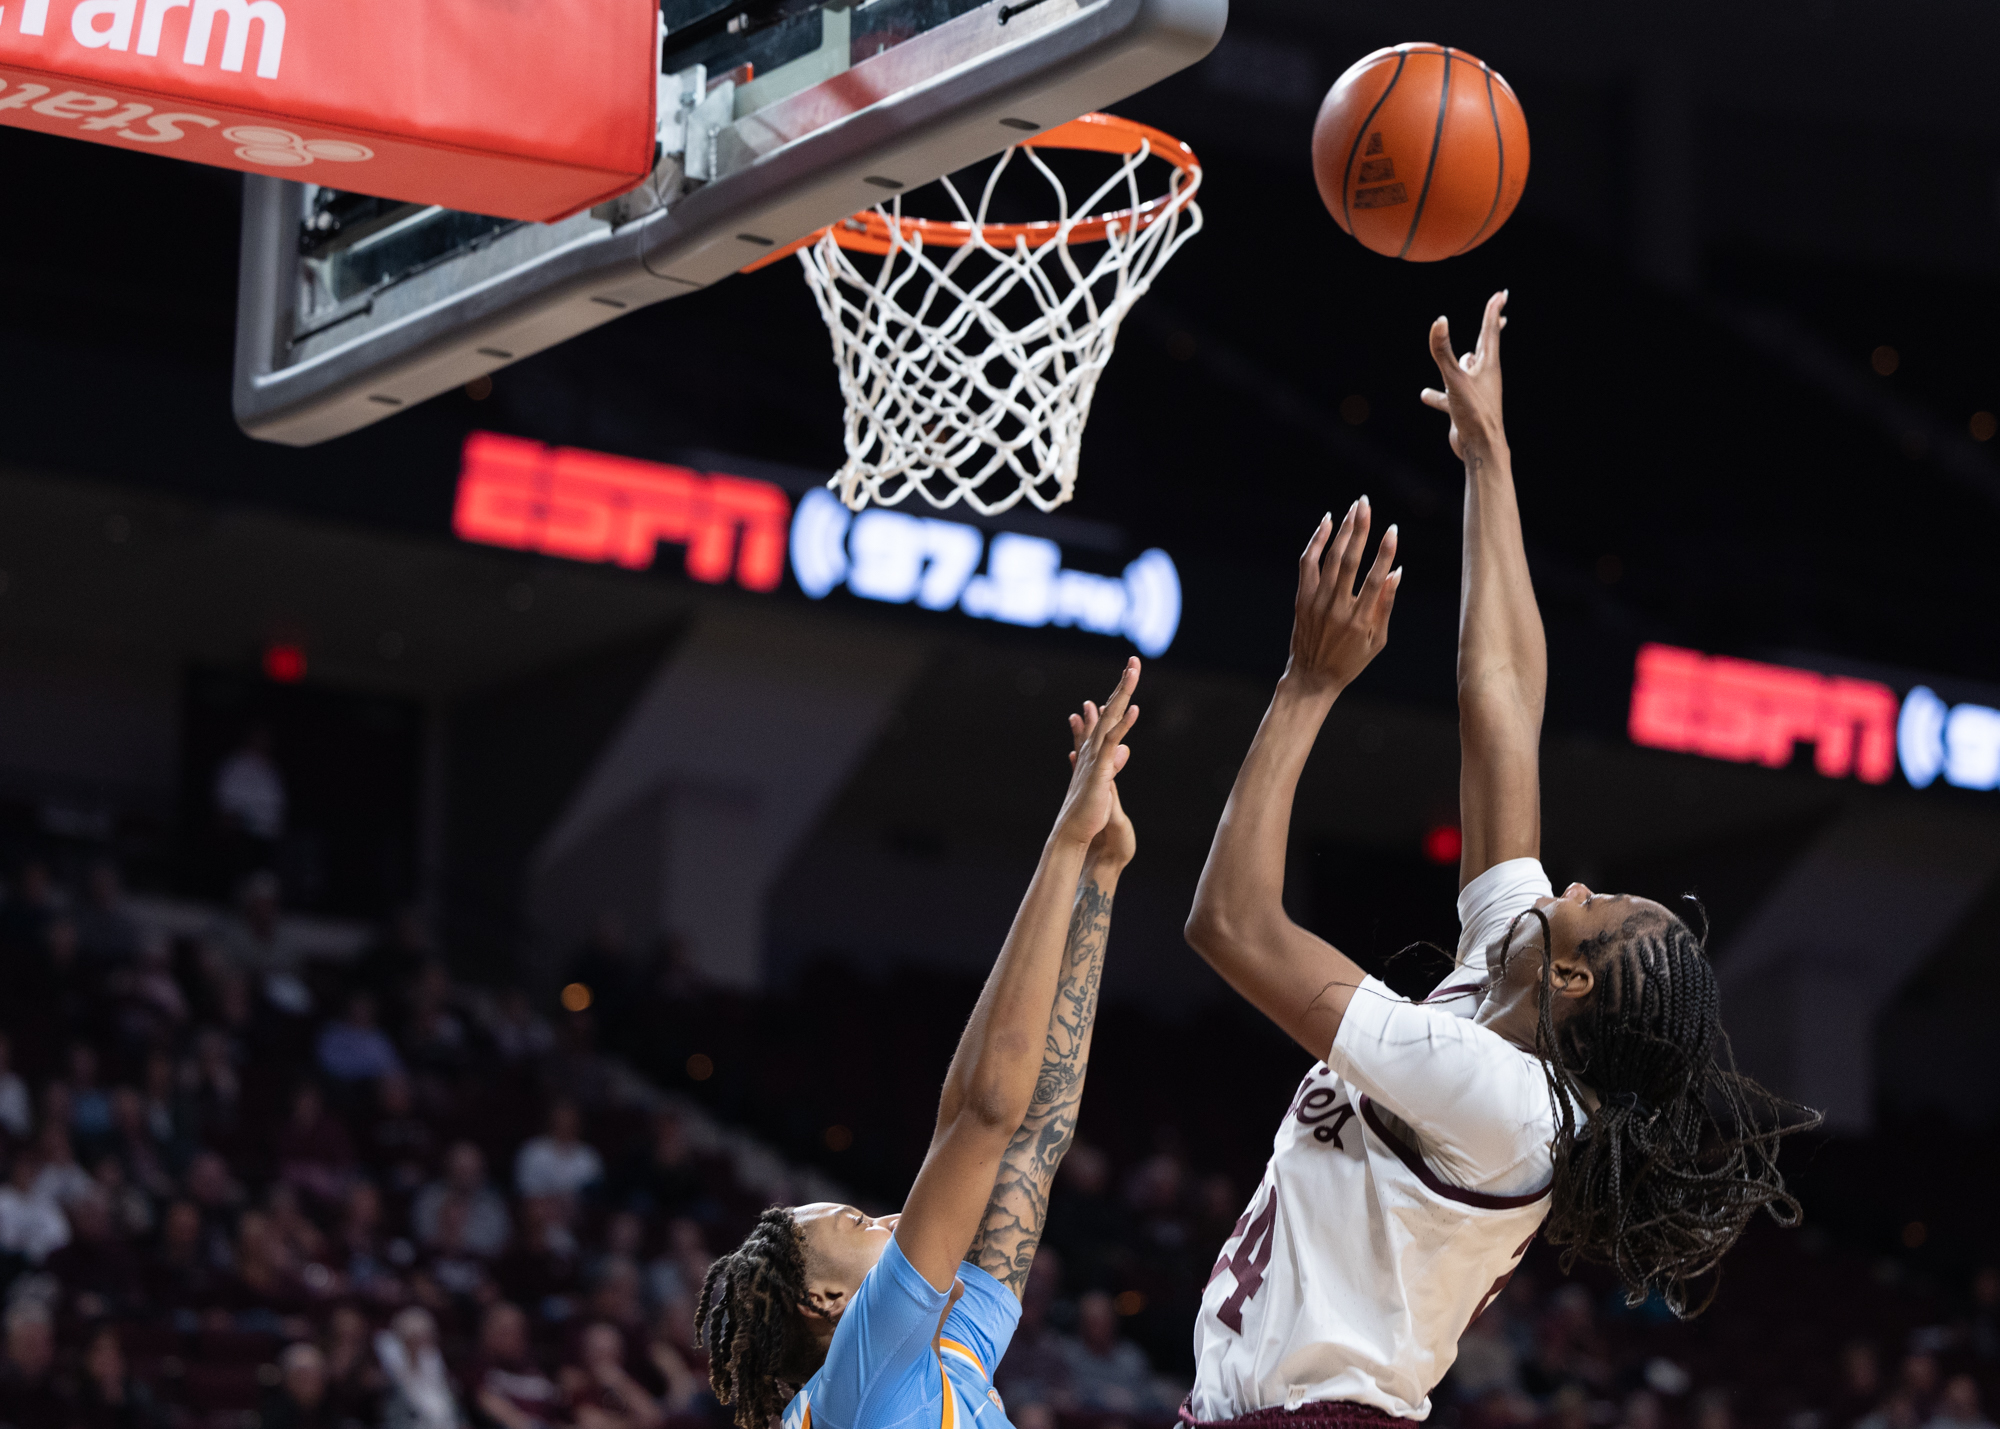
966, 874, 1112, 1295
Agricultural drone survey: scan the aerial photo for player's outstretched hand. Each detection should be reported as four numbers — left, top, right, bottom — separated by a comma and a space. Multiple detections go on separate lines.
1419, 289, 1508, 462
1052, 659, 1140, 854
1070, 704, 1137, 872
1286, 499, 1400, 697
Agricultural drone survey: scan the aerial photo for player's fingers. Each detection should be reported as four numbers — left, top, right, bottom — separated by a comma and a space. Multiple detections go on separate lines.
1427, 316, 1458, 382
1334, 497, 1371, 596
1316, 502, 1359, 611
1360, 524, 1399, 601
1298, 512, 1332, 599
1109, 743, 1131, 775
1419, 388, 1450, 411
1377, 568, 1404, 626
1094, 658, 1140, 734
1481, 289, 1507, 361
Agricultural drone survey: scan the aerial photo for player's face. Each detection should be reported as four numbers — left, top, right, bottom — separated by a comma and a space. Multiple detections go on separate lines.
1495, 884, 1674, 999
791, 1203, 899, 1303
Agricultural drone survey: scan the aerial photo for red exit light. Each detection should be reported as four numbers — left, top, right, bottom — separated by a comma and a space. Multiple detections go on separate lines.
263, 643, 308, 683
1422, 825, 1462, 866
453, 432, 790, 591
1627, 643, 1896, 783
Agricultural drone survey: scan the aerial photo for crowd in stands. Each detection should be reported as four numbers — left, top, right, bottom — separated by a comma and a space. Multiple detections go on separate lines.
0, 854, 1995, 1429
0, 858, 856, 1429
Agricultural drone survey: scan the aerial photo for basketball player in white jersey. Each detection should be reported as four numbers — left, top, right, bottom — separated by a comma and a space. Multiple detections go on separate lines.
1181, 292, 1814, 1424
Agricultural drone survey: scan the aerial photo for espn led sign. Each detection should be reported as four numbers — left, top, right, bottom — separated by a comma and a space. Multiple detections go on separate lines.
451, 434, 1181, 656
1628, 643, 2000, 792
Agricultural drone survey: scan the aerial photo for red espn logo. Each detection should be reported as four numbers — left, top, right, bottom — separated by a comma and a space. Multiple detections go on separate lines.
1627, 643, 1896, 784
453, 431, 789, 592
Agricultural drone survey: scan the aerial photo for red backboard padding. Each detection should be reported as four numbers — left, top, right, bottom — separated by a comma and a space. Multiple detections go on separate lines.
0, 0, 657, 221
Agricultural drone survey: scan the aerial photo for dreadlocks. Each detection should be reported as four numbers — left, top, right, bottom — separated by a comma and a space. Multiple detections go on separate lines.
1514, 901, 1821, 1318
697, 1207, 827, 1429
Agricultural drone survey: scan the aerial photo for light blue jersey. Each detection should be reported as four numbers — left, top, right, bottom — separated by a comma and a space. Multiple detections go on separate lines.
781, 1237, 1021, 1429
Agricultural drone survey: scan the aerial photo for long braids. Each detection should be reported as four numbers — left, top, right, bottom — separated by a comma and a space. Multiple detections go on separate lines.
1512, 901, 1821, 1317
697, 1207, 827, 1429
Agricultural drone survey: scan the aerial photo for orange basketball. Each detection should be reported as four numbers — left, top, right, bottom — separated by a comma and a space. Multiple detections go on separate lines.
1311, 44, 1529, 262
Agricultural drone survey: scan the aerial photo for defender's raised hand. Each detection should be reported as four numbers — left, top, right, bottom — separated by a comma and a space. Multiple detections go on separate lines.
1051, 659, 1140, 851
1287, 499, 1401, 697
1420, 290, 1509, 462
1070, 704, 1137, 872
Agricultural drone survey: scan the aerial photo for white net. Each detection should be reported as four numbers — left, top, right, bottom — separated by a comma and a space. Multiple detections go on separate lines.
798, 126, 1202, 515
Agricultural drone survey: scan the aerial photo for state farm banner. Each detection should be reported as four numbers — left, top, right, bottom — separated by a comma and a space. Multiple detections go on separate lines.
0, 0, 656, 221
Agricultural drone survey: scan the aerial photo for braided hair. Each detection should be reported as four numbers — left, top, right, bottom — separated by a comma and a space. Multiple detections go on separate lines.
697, 1207, 829, 1429
1511, 900, 1821, 1318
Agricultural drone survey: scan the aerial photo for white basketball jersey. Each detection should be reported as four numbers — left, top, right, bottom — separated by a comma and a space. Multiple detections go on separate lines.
1190, 859, 1560, 1422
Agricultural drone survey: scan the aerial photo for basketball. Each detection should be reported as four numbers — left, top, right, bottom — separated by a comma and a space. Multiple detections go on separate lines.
1311, 44, 1529, 262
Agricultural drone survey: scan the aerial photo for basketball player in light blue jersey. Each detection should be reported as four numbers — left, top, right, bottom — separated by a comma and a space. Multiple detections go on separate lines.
697, 659, 1144, 1429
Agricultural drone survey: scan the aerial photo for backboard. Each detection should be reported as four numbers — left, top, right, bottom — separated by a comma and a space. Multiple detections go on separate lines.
233, 0, 1227, 446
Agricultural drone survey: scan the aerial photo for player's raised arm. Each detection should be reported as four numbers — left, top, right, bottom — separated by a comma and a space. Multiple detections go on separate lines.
966, 757, 1133, 1297
893, 660, 1141, 1293
1421, 291, 1545, 889
1185, 505, 1401, 1059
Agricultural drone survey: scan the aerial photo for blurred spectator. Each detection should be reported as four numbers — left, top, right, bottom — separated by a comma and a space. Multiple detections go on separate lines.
560, 1322, 662, 1429
185, 1149, 246, 1266
484, 990, 556, 1065
278, 1083, 357, 1205
0, 1153, 69, 1264
1901, 1353, 1944, 1421
416, 1142, 512, 1259
1058, 1290, 1177, 1416
643, 1219, 711, 1313
1924, 1376, 1996, 1429
91, 1152, 155, 1240
516, 1101, 603, 1200
222, 872, 313, 1016
318, 995, 405, 1084
229, 1209, 311, 1323
474, 1302, 566, 1429
0, 1035, 30, 1141
143, 1199, 215, 1306
617, 1110, 707, 1220
217, 726, 286, 838
185, 1026, 242, 1141
75, 862, 140, 967
333, 1178, 404, 1303
107, 936, 188, 1049
263, 1342, 339, 1429
33, 1121, 95, 1208
76, 1324, 159, 1429
1693, 1387, 1733, 1429
323, 1304, 386, 1425
1858, 1394, 1923, 1429
647, 1305, 706, 1418
268, 1182, 332, 1266
995, 1250, 1069, 1414
1042, 1145, 1124, 1291
349, 908, 433, 1032
0, 1301, 68, 1429
495, 1195, 583, 1321
107, 1087, 175, 1203
47, 1190, 139, 1317
1836, 1342, 1884, 1426
404, 962, 470, 1077
377, 1307, 460, 1429
365, 1071, 436, 1195
412, 1194, 494, 1318
66, 1043, 113, 1148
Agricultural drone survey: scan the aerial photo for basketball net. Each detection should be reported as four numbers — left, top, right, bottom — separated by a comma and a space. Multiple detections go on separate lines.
795, 114, 1202, 514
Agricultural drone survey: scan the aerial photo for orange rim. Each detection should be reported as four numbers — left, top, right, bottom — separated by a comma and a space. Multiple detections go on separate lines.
740, 113, 1199, 272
